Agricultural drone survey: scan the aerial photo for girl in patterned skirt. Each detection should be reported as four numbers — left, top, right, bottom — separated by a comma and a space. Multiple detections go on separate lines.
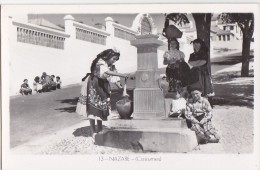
86, 48, 128, 138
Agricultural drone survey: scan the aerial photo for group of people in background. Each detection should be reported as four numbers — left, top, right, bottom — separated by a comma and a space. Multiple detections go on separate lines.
165, 38, 220, 144
19, 72, 62, 95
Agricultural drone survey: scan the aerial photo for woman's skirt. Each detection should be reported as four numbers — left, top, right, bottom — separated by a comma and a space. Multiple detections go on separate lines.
166, 61, 190, 92
86, 75, 111, 121
189, 67, 214, 97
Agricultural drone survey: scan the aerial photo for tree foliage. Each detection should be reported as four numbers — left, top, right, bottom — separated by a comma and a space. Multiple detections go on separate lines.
218, 13, 254, 39
165, 13, 190, 27
218, 13, 254, 77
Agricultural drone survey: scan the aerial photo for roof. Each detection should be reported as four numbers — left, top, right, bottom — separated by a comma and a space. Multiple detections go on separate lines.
29, 18, 65, 31
211, 25, 233, 35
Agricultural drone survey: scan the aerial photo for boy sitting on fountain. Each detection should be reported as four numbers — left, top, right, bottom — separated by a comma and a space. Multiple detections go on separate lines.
168, 89, 187, 119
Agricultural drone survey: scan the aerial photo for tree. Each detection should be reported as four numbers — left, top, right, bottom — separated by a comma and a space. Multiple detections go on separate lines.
164, 13, 212, 74
218, 13, 254, 77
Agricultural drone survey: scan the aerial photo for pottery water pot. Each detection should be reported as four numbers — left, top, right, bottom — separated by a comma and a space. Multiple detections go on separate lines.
116, 97, 133, 119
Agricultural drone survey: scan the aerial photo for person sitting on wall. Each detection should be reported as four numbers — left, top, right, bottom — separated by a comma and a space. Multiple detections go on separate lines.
185, 85, 220, 144
33, 76, 43, 93
56, 76, 62, 89
20, 79, 32, 95
168, 89, 187, 119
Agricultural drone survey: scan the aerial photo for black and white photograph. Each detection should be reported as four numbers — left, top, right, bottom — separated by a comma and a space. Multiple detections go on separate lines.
1, 4, 259, 170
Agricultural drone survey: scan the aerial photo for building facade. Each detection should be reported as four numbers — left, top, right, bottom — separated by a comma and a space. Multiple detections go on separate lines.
8, 13, 168, 95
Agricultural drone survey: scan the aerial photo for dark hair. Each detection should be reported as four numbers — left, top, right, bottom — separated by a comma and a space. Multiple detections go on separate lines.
168, 38, 180, 50
56, 76, 60, 80
90, 49, 120, 73
191, 38, 208, 53
187, 85, 202, 93
23, 79, 28, 82
51, 75, 55, 78
34, 76, 40, 83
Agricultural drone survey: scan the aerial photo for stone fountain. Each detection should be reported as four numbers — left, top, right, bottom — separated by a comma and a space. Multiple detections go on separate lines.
95, 34, 198, 152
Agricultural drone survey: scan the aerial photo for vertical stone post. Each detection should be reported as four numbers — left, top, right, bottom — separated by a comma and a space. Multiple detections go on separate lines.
130, 35, 166, 119
64, 15, 75, 39
105, 17, 115, 47
105, 17, 115, 37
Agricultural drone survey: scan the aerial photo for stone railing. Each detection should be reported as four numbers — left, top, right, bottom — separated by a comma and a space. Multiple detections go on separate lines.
74, 22, 110, 45
13, 21, 70, 49
113, 23, 138, 41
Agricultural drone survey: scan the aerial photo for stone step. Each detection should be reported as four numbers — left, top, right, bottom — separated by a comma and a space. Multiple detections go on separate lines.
108, 118, 188, 129
95, 128, 198, 153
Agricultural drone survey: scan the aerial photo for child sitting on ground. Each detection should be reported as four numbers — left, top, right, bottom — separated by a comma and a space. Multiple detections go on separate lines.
56, 76, 62, 89
169, 90, 187, 118
33, 76, 43, 93
50, 75, 57, 90
20, 79, 32, 95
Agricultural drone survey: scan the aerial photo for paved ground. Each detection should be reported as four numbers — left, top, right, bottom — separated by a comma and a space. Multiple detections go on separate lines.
9, 51, 255, 154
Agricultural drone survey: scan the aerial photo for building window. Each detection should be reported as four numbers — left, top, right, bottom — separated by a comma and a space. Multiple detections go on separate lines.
230, 26, 234, 30
227, 35, 230, 41
218, 35, 221, 41
223, 35, 226, 41
141, 17, 152, 35
223, 26, 226, 30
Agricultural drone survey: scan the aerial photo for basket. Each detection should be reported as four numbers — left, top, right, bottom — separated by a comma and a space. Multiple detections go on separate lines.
164, 25, 183, 39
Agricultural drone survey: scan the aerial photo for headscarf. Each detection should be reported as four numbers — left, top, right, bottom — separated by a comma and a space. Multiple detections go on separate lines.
190, 38, 208, 53
97, 47, 120, 61
90, 47, 120, 74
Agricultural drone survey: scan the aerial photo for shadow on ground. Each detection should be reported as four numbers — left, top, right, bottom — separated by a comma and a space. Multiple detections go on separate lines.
72, 125, 108, 137
211, 55, 253, 65
55, 106, 77, 113
56, 97, 79, 105
212, 69, 254, 109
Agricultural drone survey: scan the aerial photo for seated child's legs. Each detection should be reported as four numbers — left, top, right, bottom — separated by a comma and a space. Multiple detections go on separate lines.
56, 84, 60, 89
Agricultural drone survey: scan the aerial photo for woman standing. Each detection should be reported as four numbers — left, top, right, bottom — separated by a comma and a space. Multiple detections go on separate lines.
86, 48, 127, 138
188, 38, 215, 98
163, 38, 190, 92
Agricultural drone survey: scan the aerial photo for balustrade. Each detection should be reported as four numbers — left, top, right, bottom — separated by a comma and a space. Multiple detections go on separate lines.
75, 27, 106, 45
114, 27, 136, 41
17, 27, 65, 49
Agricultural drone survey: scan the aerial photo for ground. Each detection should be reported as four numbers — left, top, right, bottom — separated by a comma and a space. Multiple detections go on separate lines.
10, 51, 255, 154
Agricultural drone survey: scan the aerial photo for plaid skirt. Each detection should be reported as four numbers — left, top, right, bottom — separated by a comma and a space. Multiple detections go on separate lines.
190, 113, 217, 137
86, 75, 111, 121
